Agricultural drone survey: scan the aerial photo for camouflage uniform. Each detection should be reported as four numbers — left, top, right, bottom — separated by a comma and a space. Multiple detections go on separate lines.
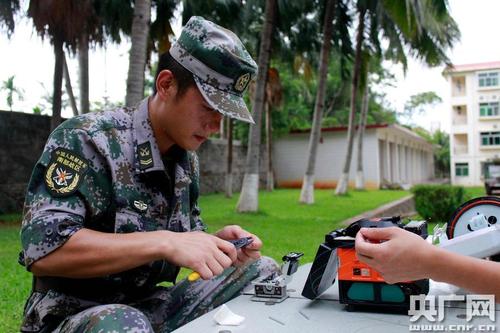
19, 16, 279, 333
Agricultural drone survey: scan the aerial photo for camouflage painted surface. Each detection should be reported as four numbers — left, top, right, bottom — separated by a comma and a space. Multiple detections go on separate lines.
50, 257, 279, 333
19, 98, 210, 332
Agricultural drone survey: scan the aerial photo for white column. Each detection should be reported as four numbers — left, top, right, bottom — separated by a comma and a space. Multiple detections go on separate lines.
386, 140, 392, 182
395, 143, 400, 183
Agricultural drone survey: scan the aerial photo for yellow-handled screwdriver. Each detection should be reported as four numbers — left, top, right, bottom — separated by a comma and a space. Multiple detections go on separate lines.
187, 237, 254, 282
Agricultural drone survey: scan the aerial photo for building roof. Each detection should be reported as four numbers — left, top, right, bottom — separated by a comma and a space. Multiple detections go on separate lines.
290, 123, 430, 145
443, 61, 500, 75
290, 123, 388, 134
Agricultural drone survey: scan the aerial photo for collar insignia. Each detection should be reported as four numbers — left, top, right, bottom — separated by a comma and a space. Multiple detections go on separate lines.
137, 142, 154, 170
133, 200, 148, 212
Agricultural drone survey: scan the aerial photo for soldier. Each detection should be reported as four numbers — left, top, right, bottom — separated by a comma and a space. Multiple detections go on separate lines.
19, 16, 278, 333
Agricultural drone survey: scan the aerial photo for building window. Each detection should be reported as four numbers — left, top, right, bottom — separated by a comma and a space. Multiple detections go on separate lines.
478, 72, 499, 87
480, 131, 500, 146
479, 102, 499, 116
455, 163, 469, 177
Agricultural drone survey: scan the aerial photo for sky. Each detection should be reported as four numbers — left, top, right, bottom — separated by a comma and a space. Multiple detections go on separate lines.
1, 0, 499, 133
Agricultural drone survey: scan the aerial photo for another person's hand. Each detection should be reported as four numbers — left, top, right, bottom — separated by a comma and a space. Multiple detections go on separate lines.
164, 231, 237, 280
215, 225, 262, 266
355, 227, 437, 283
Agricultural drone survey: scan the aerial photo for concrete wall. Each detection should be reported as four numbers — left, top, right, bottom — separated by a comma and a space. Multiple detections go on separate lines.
273, 128, 381, 189
273, 124, 435, 189
0, 111, 267, 213
0, 111, 51, 213
196, 138, 268, 195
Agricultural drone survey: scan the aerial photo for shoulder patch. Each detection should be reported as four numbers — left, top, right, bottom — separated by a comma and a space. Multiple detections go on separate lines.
44, 148, 89, 197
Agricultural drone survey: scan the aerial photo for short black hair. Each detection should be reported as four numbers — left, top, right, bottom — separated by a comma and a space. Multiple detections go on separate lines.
153, 52, 196, 97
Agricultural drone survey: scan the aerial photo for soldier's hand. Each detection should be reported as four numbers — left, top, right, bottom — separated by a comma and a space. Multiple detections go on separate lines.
215, 225, 262, 266
163, 231, 237, 280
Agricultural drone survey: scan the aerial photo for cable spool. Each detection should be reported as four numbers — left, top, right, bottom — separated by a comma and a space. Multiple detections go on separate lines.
447, 196, 500, 239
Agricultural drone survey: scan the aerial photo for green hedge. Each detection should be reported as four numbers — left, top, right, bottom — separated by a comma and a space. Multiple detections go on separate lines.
411, 185, 469, 223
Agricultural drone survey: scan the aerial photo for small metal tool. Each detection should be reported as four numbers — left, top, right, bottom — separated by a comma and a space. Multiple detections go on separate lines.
188, 237, 254, 282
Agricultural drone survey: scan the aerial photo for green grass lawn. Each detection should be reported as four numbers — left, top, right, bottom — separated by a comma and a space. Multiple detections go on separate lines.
3, 187, 490, 332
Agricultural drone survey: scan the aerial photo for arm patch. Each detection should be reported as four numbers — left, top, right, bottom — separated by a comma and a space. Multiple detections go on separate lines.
44, 148, 89, 197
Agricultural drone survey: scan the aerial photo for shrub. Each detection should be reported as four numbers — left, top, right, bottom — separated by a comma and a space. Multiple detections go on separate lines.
411, 185, 469, 223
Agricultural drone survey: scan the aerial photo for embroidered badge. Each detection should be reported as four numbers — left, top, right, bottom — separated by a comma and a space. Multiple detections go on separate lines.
234, 73, 251, 92
44, 148, 89, 197
137, 142, 154, 170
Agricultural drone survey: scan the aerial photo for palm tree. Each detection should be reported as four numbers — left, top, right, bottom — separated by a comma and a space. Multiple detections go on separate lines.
28, 0, 95, 130
236, 0, 277, 212
264, 67, 283, 191
225, 117, 234, 198
354, 85, 368, 189
125, 0, 152, 106
334, 5, 366, 195
1, 75, 23, 111
78, 0, 135, 113
299, 0, 336, 204
62, 54, 79, 116
335, 0, 459, 195
0, 0, 19, 37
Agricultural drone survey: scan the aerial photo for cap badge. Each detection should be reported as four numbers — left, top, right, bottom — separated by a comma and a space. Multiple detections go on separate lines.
234, 73, 251, 92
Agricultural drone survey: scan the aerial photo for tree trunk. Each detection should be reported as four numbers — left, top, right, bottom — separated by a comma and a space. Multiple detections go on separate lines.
355, 87, 369, 190
51, 38, 64, 131
335, 8, 365, 195
225, 118, 233, 198
63, 52, 79, 117
236, 0, 276, 212
78, 32, 90, 114
299, 0, 335, 204
266, 102, 274, 191
125, 0, 151, 106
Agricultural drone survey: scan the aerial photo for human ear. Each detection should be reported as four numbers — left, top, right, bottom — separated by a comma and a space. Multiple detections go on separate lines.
155, 70, 177, 100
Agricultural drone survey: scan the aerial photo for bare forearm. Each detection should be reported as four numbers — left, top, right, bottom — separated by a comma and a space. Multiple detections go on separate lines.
428, 248, 500, 299
31, 228, 170, 278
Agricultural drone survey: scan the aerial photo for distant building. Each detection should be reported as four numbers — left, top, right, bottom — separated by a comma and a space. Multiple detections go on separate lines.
444, 61, 500, 186
273, 124, 434, 189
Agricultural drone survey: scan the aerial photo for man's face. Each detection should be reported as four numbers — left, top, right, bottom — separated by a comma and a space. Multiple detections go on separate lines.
160, 85, 223, 151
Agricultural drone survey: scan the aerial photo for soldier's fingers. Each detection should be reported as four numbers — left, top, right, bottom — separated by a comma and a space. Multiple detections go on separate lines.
217, 239, 238, 262
196, 264, 213, 280
246, 234, 262, 251
241, 248, 261, 260
214, 250, 233, 269
206, 257, 225, 277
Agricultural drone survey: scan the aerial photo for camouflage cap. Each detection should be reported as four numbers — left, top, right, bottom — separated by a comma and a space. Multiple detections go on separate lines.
169, 16, 257, 124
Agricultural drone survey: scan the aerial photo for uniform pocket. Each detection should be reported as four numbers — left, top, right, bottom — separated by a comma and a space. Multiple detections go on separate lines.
114, 209, 143, 233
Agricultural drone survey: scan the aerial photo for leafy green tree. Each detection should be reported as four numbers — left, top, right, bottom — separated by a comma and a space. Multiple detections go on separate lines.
1, 75, 23, 111
400, 91, 443, 125
335, 0, 459, 195
413, 126, 450, 178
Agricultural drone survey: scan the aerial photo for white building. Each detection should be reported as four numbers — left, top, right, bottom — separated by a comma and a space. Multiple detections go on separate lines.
273, 124, 434, 189
444, 61, 500, 186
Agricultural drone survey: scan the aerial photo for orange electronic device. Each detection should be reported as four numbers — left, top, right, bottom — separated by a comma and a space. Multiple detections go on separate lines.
302, 217, 429, 311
